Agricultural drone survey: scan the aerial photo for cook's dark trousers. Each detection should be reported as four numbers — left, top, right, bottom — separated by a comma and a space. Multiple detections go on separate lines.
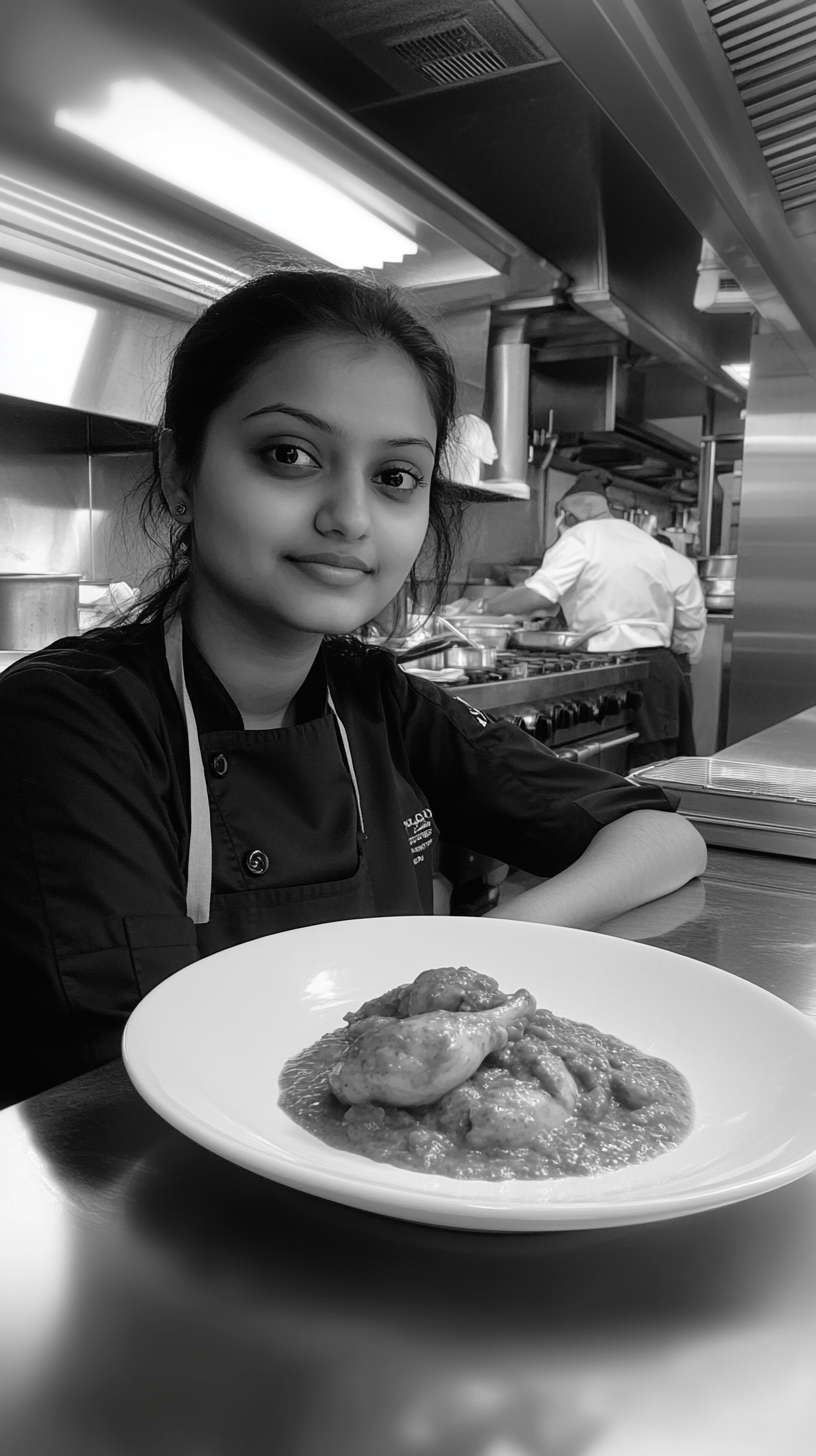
628, 647, 696, 768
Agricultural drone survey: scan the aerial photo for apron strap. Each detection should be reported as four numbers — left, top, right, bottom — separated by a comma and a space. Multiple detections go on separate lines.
164, 614, 213, 926
164, 617, 367, 927
326, 687, 366, 839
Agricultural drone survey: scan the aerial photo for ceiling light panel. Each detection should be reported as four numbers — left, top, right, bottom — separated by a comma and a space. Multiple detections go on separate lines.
55, 79, 419, 270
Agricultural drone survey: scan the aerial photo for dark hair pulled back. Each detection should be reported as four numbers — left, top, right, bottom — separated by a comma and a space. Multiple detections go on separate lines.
135, 266, 463, 627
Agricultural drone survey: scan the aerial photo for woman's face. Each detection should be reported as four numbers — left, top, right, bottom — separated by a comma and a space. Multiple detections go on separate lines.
169, 332, 437, 639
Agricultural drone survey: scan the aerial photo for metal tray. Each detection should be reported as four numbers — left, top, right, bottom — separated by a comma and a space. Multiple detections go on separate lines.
629, 758, 816, 859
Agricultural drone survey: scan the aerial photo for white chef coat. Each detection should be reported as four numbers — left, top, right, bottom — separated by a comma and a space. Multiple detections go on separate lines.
658, 543, 707, 664
441, 414, 498, 486
524, 517, 706, 658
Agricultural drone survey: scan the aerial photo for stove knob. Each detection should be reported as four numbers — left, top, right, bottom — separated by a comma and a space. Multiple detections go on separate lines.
625, 689, 643, 711
553, 702, 571, 730
563, 700, 580, 728
577, 699, 594, 724
534, 712, 554, 743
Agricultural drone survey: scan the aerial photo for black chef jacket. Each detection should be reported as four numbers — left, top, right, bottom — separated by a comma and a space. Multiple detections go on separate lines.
0, 618, 676, 1104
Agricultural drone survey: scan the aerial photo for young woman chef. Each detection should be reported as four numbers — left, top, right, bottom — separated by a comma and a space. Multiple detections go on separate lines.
0, 269, 705, 1105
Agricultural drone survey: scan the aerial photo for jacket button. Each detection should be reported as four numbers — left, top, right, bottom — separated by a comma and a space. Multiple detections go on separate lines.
210, 753, 229, 776
244, 849, 269, 876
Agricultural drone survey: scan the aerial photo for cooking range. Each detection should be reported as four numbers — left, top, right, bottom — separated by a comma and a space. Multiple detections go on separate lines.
445, 650, 650, 773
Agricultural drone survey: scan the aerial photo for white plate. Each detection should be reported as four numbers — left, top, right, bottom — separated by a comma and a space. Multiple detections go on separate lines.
122, 918, 816, 1232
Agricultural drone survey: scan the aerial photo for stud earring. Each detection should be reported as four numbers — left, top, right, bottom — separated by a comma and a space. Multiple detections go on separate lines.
175, 502, 188, 516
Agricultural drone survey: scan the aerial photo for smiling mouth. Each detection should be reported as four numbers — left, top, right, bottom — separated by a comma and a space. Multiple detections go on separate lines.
287, 553, 374, 573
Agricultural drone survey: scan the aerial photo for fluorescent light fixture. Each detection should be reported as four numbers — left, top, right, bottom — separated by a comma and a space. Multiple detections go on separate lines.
55, 79, 419, 270
0, 281, 96, 407
722, 362, 750, 387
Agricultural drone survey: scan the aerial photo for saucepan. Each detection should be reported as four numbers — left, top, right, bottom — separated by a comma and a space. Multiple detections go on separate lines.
442, 617, 514, 650
419, 644, 498, 670
393, 634, 464, 665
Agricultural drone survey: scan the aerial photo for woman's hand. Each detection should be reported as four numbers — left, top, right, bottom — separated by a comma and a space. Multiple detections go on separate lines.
486, 810, 707, 930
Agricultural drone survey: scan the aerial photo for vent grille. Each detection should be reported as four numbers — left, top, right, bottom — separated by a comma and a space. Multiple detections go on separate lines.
389, 23, 509, 86
706, 0, 816, 212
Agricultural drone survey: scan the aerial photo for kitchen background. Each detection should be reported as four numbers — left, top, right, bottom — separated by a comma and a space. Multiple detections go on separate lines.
1, 0, 815, 754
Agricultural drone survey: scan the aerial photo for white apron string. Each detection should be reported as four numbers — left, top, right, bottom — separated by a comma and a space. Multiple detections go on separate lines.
326, 687, 366, 840
164, 616, 366, 927
164, 614, 213, 926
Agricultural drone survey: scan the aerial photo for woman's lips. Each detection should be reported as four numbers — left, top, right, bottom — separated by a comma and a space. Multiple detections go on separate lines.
286, 553, 374, 586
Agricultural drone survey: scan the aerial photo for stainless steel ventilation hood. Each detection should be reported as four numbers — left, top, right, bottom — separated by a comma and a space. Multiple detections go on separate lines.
316, 0, 752, 404
0, 0, 563, 420
515, 0, 816, 379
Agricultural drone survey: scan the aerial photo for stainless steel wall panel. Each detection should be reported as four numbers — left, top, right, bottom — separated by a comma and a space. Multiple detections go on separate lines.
726, 325, 816, 741
0, 455, 90, 576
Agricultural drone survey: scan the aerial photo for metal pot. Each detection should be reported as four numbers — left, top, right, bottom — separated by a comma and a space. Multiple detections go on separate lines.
416, 644, 498, 671
445, 618, 513, 650
698, 555, 737, 580
0, 573, 81, 649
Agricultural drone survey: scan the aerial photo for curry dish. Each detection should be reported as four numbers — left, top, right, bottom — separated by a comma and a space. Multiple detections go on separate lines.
278, 966, 693, 1180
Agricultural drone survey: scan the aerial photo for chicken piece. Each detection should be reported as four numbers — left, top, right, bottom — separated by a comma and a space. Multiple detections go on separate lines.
329, 990, 536, 1107
345, 985, 412, 1024
400, 966, 508, 1016
465, 1078, 569, 1150
529, 1048, 580, 1115
345, 966, 506, 1025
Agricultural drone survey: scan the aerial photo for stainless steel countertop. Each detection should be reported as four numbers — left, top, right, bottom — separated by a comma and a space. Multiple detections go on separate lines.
2, 841, 815, 1452
716, 705, 816, 771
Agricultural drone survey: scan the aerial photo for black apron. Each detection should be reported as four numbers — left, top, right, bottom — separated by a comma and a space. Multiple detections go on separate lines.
627, 646, 695, 767
165, 617, 379, 957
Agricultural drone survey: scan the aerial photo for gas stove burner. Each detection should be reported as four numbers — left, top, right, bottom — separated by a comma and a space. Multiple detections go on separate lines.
501, 650, 636, 673
458, 651, 646, 686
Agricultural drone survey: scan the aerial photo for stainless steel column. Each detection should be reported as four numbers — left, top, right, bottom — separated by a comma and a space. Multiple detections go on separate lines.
698, 437, 717, 558
484, 319, 530, 491
726, 326, 816, 742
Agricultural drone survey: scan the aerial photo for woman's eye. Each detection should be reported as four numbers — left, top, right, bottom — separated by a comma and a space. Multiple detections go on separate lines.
376, 467, 423, 492
265, 444, 314, 467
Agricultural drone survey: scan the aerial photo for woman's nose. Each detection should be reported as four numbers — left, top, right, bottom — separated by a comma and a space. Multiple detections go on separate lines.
314, 468, 372, 539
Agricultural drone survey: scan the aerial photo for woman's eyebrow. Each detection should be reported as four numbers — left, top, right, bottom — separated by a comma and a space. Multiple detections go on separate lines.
243, 405, 434, 455
243, 404, 340, 434
383, 436, 436, 454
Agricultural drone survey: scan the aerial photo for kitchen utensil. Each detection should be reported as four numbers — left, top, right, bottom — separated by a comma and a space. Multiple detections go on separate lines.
442, 618, 513, 650
703, 578, 736, 613
417, 644, 498, 670
393, 635, 461, 665
123, 915, 816, 1231
698, 555, 737, 580
0, 573, 80, 650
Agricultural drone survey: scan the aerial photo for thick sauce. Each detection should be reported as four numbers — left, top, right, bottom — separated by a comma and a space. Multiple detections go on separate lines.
279, 974, 693, 1181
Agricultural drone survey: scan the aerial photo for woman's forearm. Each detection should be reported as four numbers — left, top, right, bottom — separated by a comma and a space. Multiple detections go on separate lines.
486, 810, 707, 930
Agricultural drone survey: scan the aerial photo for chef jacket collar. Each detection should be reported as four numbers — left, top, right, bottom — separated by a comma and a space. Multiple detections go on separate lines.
179, 626, 329, 734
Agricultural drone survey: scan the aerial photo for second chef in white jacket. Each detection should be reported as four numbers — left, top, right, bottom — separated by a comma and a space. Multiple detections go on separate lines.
477, 472, 706, 765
